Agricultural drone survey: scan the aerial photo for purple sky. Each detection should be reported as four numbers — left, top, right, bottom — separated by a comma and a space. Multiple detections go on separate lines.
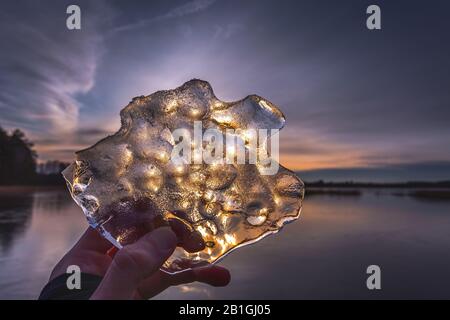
1, 0, 449, 180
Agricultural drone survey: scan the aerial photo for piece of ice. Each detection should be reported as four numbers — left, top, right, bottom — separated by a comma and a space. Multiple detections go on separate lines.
63, 79, 304, 273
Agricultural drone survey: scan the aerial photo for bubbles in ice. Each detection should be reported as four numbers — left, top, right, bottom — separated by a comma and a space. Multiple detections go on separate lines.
63, 79, 304, 273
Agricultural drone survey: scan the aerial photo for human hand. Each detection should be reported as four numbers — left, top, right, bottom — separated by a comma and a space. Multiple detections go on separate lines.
50, 226, 230, 299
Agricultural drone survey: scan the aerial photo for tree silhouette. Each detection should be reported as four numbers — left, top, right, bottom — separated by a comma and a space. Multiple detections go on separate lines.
0, 126, 37, 185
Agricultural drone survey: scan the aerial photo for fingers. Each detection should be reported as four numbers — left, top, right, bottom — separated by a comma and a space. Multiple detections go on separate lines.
74, 227, 113, 254
192, 265, 231, 287
137, 266, 231, 299
168, 217, 205, 252
49, 227, 113, 281
91, 227, 177, 300
166, 265, 230, 287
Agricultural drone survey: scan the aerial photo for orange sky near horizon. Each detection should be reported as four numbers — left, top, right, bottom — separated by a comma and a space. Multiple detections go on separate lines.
33, 131, 368, 172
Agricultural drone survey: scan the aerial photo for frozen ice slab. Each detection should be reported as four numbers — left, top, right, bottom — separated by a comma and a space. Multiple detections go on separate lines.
63, 80, 304, 273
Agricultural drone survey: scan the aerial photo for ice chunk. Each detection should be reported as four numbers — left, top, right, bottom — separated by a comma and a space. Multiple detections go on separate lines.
63, 79, 304, 273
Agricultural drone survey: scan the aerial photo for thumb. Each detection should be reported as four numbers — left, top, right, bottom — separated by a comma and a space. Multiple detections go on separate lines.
91, 227, 177, 300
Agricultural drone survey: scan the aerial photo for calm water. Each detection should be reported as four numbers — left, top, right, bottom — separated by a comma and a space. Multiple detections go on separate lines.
1, 187, 450, 299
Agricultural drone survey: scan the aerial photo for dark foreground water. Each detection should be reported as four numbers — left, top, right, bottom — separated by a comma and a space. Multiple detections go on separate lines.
1, 187, 450, 299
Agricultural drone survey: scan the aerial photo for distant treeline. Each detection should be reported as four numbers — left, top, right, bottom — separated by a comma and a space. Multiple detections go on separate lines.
0, 126, 66, 186
0, 127, 37, 185
305, 180, 450, 188
2, 124, 450, 188
304, 180, 450, 200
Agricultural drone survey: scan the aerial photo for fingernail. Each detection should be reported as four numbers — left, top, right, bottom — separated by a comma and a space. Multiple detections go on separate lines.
153, 227, 177, 253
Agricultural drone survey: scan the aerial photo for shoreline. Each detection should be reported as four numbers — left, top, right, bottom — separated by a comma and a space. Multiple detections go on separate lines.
0, 185, 65, 194
2, 185, 449, 200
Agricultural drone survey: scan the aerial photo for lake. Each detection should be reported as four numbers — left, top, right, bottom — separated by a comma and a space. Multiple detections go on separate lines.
1, 187, 450, 299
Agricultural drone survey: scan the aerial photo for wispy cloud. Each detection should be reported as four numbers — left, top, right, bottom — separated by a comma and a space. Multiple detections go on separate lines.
2, 0, 450, 172
112, 0, 217, 33
0, 2, 109, 137
213, 23, 245, 39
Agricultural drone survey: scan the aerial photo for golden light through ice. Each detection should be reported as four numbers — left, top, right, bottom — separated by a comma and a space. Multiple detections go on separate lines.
62, 79, 305, 273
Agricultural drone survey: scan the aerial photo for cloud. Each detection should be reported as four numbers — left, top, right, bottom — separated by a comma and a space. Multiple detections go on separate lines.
213, 23, 245, 39
75, 127, 114, 137
32, 126, 115, 161
0, 1, 109, 137
2, 0, 449, 173
112, 0, 217, 33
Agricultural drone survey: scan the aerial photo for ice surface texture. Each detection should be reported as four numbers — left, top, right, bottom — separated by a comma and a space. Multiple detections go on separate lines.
63, 80, 304, 273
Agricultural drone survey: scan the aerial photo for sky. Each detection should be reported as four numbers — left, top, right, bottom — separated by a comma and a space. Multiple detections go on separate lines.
0, 0, 449, 181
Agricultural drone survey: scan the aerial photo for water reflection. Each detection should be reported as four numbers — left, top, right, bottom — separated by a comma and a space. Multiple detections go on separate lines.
0, 187, 450, 299
0, 193, 33, 252
0, 188, 86, 299
32, 191, 74, 215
